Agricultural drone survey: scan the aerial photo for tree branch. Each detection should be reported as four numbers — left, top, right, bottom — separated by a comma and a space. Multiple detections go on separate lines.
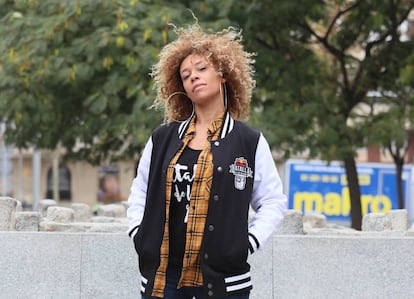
324, 0, 363, 39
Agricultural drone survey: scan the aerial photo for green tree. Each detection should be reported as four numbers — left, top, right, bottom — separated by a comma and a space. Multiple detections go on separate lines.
230, 0, 414, 229
0, 0, 165, 164
0, 0, 230, 165
366, 43, 414, 210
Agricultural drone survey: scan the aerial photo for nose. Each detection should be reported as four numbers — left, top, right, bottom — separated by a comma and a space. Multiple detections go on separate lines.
190, 73, 199, 82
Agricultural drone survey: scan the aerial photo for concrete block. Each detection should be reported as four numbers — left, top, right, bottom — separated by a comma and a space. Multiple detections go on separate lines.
275, 210, 304, 235
0, 232, 82, 298
249, 241, 273, 299
39, 220, 128, 233
87, 222, 129, 233
39, 220, 93, 232
97, 204, 126, 218
80, 233, 139, 299
16, 200, 22, 212
71, 203, 92, 222
385, 209, 408, 231
2, 232, 414, 298
362, 213, 385, 231
304, 212, 327, 228
91, 216, 120, 223
46, 206, 74, 223
15, 211, 40, 231
121, 200, 129, 211
0, 197, 18, 231
305, 227, 362, 236
38, 199, 57, 216
272, 235, 414, 298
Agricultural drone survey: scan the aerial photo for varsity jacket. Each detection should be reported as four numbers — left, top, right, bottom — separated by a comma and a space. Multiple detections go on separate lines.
127, 113, 287, 298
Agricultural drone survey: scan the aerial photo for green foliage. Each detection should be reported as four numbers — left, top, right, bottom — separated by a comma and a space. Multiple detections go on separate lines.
0, 0, 231, 164
0, 0, 413, 174
230, 0, 414, 163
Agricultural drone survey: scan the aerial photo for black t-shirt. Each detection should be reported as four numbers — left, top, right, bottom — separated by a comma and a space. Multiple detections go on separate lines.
169, 146, 201, 267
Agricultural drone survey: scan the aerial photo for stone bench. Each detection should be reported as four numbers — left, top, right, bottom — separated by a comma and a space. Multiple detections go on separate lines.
1, 232, 414, 298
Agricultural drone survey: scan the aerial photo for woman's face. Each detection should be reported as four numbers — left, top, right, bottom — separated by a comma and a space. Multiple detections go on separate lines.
179, 53, 224, 107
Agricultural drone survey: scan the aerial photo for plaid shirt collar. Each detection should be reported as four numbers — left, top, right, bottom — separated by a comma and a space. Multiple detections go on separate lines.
181, 111, 228, 143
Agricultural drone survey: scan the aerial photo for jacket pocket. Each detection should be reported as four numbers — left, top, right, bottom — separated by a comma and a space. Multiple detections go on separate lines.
133, 226, 143, 255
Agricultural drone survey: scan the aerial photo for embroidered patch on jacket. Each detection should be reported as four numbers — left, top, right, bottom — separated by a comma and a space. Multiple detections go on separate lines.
229, 157, 253, 190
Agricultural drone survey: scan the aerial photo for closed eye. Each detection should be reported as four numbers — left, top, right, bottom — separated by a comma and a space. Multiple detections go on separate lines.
181, 72, 190, 80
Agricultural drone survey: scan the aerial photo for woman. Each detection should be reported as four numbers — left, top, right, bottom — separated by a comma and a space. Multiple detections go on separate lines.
127, 23, 287, 299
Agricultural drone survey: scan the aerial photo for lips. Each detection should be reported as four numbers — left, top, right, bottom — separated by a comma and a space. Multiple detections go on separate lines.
192, 83, 206, 92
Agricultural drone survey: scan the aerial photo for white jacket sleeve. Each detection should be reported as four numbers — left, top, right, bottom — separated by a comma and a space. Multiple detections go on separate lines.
126, 137, 153, 238
248, 133, 287, 253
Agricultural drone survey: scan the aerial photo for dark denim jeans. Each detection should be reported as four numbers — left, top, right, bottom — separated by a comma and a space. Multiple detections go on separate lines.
142, 265, 250, 299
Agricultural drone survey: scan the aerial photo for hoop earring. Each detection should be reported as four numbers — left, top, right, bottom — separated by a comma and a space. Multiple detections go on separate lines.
166, 91, 195, 121
221, 83, 228, 110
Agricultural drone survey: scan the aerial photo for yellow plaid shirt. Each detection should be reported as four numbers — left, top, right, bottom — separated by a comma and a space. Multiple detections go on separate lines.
151, 113, 224, 297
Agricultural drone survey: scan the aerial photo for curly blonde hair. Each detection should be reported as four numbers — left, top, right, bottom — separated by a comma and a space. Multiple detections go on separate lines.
151, 23, 256, 123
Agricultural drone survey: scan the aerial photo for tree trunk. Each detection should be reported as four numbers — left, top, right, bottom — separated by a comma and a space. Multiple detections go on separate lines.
52, 149, 60, 203
344, 156, 362, 230
395, 158, 404, 209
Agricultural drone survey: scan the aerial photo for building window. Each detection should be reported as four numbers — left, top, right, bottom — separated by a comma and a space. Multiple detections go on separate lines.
46, 165, 72, 200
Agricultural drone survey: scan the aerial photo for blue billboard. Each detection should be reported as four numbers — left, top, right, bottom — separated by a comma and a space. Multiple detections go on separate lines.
285, 159, 413, 222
